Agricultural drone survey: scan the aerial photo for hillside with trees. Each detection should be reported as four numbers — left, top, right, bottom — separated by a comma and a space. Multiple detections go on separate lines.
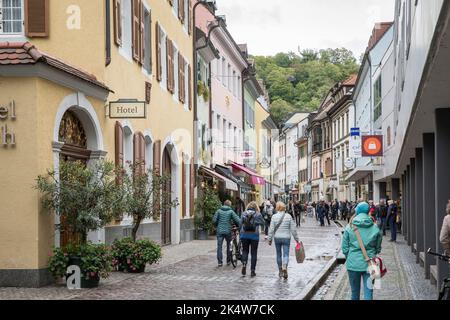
253, 48, 360, 125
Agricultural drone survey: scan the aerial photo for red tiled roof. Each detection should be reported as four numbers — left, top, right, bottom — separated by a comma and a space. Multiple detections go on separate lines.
0, 42, 109, 91
342, 74, 358, 86
366, 22, 394, 52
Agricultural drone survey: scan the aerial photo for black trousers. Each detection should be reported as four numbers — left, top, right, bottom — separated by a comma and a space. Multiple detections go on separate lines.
295, 214, 301, 226
241, 239, 259, 271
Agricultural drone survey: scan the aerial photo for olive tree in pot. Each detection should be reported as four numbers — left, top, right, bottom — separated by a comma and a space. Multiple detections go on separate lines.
111, 161, 178, 273
194, 186, 221, 240
37, 160, 122, 288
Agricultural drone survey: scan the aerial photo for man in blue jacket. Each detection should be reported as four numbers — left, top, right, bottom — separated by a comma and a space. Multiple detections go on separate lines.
213, 200, 241, 267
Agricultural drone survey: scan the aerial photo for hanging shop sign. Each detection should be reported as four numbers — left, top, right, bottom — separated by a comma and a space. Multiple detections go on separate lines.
350, 128, 361, 159
362, 135, 383, 157
344, 157, 354, 169
240, 150, 254, 160
0, 100, 16, 147
109, 99, 146, 119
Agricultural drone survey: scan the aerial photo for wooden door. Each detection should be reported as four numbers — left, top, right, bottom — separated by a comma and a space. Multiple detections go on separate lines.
161, 148, 172, 245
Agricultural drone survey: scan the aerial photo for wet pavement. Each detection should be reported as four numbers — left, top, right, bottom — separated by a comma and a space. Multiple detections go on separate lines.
312, 221, 438, 300
0, 217, 341, 300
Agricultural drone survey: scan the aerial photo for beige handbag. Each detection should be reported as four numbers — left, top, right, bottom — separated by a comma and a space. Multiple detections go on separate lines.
351, 224, 387, 280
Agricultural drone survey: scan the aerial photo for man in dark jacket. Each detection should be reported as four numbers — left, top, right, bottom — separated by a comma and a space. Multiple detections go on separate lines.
213, 200, 241, 267
377, 199, 388, 236
316, 200, 327, 227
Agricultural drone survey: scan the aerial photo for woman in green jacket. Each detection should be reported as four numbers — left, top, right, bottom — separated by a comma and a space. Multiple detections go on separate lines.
342, 202, 382, 300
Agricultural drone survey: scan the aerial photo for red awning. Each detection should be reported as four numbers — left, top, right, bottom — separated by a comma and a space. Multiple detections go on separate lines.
229, 162, 266, 185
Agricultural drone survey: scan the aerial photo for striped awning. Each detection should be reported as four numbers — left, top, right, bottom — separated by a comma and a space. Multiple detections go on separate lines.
199, 166, 239, 191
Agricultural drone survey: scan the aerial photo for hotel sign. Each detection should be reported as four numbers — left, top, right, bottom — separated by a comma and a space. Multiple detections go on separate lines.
109, 100, 146, 119
0, 100, 16, 147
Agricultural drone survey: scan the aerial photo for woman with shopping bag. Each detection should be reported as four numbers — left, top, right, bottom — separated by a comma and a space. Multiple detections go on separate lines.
342, 202, 383, 300
268, 202, 302, 279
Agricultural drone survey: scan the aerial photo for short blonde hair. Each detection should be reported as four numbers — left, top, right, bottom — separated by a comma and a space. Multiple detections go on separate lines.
447, 200, 450, 215
246, 201, 260, 212
276, 202, 286, 212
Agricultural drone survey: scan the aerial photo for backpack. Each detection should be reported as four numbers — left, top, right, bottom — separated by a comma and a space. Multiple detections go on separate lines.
242, 210, 257, 232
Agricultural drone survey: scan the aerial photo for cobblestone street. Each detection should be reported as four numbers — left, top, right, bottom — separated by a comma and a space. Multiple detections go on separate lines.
0, 217, 341, 300
314, 224, 439, 300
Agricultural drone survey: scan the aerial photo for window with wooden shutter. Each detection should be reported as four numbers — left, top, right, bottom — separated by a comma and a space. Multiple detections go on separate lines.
178, 0, 185, 23
132, 0, 140, 62
187, 0, 192, 35
188, 64, 192, 110
182, 154, 186, 216
178, 53, 185, 103
190, 158, 195, 216
115, 122, 124, 184
153, 140, 161, 175
155, 22, 162, 82
139, 2, 145, 65
167, 38, 174, 93
113, 0, 122, 46
24, 0, 49, 37
133, 132, 146, 176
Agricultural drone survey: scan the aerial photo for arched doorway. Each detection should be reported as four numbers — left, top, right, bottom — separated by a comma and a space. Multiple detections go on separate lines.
161, 147, 172, 245
58, 110, 91, 247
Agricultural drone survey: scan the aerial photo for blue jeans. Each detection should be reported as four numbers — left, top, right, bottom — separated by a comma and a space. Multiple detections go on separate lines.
275, 238, 291, 268
217, 234, 231, 265
381, 217, 387, 235
348, 270, 374, 300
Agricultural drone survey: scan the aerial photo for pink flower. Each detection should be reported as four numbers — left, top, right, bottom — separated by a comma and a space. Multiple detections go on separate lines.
48, 251, 53, 257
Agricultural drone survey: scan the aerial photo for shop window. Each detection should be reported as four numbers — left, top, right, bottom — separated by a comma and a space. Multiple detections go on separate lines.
374, 75, 382, 121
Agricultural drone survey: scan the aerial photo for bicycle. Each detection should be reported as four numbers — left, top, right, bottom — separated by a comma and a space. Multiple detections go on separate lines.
427, 248, 450, 300
230, 224, 242, 269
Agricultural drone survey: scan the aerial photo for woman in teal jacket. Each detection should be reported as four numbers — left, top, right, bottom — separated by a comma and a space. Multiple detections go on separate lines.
342, 202, 382, 300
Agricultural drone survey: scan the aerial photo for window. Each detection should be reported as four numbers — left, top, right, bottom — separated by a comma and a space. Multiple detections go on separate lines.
387, 126, 391, 146
299, 146, 305, 159
178, 53, 186, 103
0, 0, 24, 34
166, 37, 175, 93
221, 58, 226, 85
232, 70, 236, 96
374, 75, 382, 121
227, 64, 231, 89
143, 7, 152, 74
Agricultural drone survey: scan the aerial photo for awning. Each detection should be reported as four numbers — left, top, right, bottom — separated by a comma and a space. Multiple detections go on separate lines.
346, 165, 382, 182
229, 162, 266, 185
215, 165, 253, 193
199, 166, 238, 191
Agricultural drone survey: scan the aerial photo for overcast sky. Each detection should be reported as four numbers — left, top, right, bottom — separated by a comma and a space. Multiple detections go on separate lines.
216, 0, 395, 58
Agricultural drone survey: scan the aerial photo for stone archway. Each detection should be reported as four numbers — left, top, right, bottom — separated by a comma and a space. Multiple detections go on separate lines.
52, 93, 106, 247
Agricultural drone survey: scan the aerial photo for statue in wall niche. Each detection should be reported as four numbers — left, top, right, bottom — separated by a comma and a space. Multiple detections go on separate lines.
58, 111, 87, 148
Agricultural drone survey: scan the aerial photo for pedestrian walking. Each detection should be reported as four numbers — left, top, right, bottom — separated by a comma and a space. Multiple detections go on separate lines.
263, 199, 274, 239
316, 200, 327, 227
342, 202, 382, 300
240, 201, 265, 277
396, 200, 402, 234
324, 201, 331, 226
386, 200, 398, 242
212, 200, 241, 267
307, 202, 315, 219
287, 200, 295, 219
294, 200, 302, 227
234, 197, 245, 218
439, 200, 450, 256
378, 200, 388, 235
268, 202, 300, 280
331, 200, 339, 221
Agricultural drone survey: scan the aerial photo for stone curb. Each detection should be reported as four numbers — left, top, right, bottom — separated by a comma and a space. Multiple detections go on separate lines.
296, 256, 338, 300
295, 221, 343, 300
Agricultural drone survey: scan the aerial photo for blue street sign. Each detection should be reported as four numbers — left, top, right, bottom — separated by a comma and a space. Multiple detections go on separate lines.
351, 127, 360, 137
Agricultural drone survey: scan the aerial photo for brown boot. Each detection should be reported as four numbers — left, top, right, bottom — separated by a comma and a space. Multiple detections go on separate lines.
282, 265, 288, 279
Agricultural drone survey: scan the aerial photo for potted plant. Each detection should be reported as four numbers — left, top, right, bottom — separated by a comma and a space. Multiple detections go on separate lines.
111, 237, 161, 273
194, 186, 221, 240
197, 81, 210, 102
119, 161, 179, 242
48, 242, 113, 288
37, 160, 122, 288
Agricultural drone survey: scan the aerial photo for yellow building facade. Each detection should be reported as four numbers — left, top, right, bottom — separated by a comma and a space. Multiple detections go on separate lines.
0, 0, 194, 287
